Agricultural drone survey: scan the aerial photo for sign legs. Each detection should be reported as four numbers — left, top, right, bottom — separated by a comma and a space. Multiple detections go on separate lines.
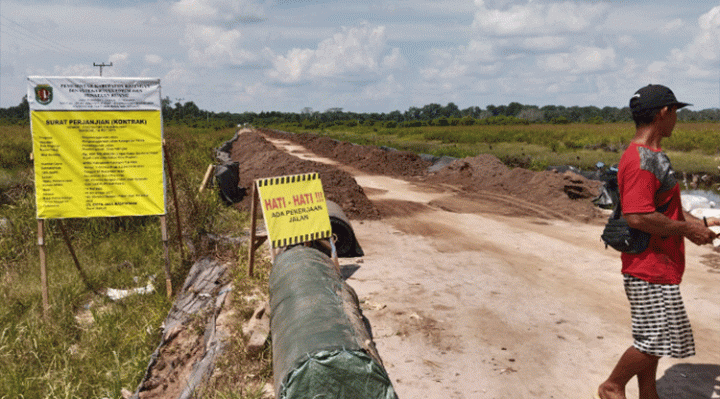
37, 220, 49, 319
160, 215, 172, 298
248, 182, 267, 277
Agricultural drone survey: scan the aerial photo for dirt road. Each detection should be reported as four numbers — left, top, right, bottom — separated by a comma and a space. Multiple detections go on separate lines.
258, 131, 720, 399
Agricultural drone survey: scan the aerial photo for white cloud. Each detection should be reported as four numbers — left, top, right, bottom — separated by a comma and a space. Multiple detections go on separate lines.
266, 24, 404, 83
382, 48, 407, 70
465, 40, 498, 63
164, 65, 196, 86
420, 39, 499, 81
182, 24, 256, 67
699, 6, 720, 30
361, 75, 404, 101
171, 0, 264, 23
617, 35, 638, 49
419, 61, 466, 81
663, 18, 684, 31
472, 1, 609, 36
672, 6, 720, 63
647, 61, 667, 76
50, 54, 131, 77
656, 6, 720, 81
53, 64, 97, 77
172, 0, 217, 19
620, 57, 641, 76
266, 47, 314, 82
543, 75, 579, 95
522, 36, 568, 51
109, 53, 129, 64
145, 54, 163, 64
572, 46, 616, 73
231, 81, 285, 104
537, 53, 572, 72
537, 46, 615, 74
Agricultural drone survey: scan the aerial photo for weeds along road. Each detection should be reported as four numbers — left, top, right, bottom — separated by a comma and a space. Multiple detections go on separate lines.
261, 132, 720, 399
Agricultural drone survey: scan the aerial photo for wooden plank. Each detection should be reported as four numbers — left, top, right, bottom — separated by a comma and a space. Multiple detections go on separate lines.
198, 164, 215, 193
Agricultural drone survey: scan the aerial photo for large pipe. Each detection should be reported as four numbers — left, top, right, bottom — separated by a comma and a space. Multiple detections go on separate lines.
318, 200, 364, 258
269, 246, 396, 399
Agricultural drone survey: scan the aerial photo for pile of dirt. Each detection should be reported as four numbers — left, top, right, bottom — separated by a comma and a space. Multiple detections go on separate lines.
257, 128, 431, 177
421, 154, 605, 222
256, 128, 605, 222
230, 131, 380, 220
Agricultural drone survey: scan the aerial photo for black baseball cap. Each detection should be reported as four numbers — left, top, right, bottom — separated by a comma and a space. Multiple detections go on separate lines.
630, 84, 691, 112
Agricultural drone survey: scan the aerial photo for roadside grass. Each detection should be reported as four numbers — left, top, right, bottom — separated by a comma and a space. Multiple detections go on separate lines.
0, 124, 267, 398
199, 250, 274, 399
268, 121, 720, 175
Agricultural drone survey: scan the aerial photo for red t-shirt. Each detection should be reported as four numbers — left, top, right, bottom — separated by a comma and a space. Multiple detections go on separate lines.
617, 143, 685, 284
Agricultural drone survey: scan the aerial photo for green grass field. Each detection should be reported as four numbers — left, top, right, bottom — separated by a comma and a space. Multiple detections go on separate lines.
267, 121, 720, 175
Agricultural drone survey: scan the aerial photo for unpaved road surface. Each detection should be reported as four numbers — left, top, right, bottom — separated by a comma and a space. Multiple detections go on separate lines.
251, 130, 720, 399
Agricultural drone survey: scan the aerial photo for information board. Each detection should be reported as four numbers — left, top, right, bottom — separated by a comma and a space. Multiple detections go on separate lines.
27, 77, 165, 219
256, 173, 332, 248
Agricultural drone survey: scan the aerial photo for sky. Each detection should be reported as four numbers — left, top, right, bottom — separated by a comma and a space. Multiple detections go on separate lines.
2, 0, 720, 114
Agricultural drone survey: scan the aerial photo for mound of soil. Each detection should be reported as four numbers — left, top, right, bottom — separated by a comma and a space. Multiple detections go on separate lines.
230, 131, 380, 220
255, 128, 605, 222
257, 128, 431, 177
421, 154, 605, 221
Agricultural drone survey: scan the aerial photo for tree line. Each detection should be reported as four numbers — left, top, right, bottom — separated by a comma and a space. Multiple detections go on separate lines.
2, 96, 720, 127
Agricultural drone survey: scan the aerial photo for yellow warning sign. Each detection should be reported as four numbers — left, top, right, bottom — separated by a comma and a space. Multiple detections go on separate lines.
31, 110, 165, 218
256, 172, 331, 248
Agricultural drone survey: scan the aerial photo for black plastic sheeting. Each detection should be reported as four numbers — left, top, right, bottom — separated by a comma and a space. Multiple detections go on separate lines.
270, 246, 397, 399
214, 132, 246, 205
214, 162, 247, 205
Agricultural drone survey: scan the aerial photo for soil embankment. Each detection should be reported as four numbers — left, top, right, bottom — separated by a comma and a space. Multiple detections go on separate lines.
244, 128, 605, 223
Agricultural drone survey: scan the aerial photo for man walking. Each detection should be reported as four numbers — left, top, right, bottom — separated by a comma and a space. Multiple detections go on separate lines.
596, 84, 719, 399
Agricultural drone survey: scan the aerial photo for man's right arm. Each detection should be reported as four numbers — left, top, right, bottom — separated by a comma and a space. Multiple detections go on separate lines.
625, 212, 716, 245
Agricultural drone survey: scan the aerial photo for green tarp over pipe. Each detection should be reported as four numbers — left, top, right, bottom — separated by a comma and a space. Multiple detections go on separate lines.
270, 246, 397, 399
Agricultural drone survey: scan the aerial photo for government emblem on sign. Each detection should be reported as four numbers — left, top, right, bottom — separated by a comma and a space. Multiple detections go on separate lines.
35, 85, 53, 105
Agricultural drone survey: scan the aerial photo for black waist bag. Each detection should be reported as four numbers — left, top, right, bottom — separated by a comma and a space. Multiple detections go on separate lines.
601, 201, 669, 254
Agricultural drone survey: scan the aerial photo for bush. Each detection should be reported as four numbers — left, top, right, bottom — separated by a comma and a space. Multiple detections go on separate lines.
460, 116, 476, 126
302, 119, 319, 129
478, 115, 530, 125
401, 120, 423, 128
384, 121, 397, 128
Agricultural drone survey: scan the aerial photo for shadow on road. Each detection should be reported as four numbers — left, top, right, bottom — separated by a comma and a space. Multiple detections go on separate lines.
657, 363, 720, 399
340, 264, 361, 280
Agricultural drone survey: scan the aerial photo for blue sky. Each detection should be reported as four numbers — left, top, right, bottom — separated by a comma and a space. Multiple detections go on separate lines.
2, 0, 720, 113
